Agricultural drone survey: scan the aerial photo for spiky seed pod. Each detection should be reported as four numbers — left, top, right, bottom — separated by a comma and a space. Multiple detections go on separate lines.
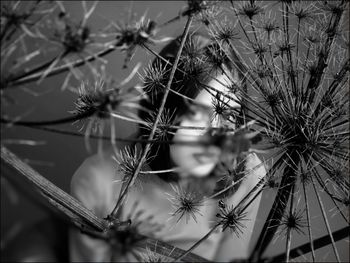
236, 1, 264, 20
289, 2, 316, 22
211, 93, 234, 127
280, 209, 307, 235
54, 11, 91, 54
259, 17, 280, 42
114, 145, 150, 188
143, 108, 176, 141
204, 45, 228, 74
167, 184, 204, 223
180, 35, 206, 71
216, 200, 247, 236
252, 41, 268, 60
210, 18, 240, 44
114, 15, 160, 68
265, 173, 279, 189
140, 60, 169, 101
71, 79, 121, 134
275, 41, 295, 57
72, 79, 122, 116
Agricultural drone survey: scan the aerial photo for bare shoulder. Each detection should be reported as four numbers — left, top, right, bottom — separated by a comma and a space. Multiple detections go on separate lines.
70, 149, 120, 195
244, 152, 267, 185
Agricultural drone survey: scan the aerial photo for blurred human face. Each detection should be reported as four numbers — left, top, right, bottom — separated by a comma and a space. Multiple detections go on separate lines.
170, 73, 241, 178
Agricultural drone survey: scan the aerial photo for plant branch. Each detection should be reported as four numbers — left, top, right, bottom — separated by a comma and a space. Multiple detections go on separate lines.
0, 145, 107, 231
6, 45, 117, 88
109, 14, 194, 219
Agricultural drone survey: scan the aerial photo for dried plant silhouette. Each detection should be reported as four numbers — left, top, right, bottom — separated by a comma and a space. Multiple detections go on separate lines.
1, 1, 349, 262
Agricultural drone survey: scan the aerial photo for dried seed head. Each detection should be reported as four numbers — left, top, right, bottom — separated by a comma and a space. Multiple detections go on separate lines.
211, 93, 234, 126
114, 145, 150, 188
289, 2, 316, 21
280, 209, 307, 235
143, 108, 176, 141
140, 60, 169, 101
210, 18, 240, 44
236, 2, 264, 20
167, 184, 204, 223
216, 200, 247, 236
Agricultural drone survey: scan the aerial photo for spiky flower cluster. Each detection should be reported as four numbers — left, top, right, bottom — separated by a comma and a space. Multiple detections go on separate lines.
73, 79, 121, 118
140, 60, 169, 100
216, 200, 247, 236
143, 108, 176, 141
279, 209, 307, 236
114, 145, 150, 188
167, 184, 204, 223
53, 12, 91, 54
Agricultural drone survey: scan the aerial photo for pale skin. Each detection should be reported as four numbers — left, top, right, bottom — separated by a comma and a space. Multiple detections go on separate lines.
170, 73, 241, 178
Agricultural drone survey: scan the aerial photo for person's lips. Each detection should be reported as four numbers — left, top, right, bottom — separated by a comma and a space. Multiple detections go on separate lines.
192, 148, 221, 164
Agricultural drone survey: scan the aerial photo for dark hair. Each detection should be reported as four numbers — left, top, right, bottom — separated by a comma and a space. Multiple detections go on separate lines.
138, 31, 245, 186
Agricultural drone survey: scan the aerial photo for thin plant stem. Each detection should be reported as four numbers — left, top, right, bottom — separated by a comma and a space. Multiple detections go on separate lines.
250, 152, 299, 262
310, 174, 341, 262
172, 223, 220, 262
8, 50, 68, 83
0, 146, 107, 231
7, 45, 117, 88
302, 178, 316, 262
266, 226, 349, 262
109, 14, 194, 219
285, 182, 295, 263
312, 165, 349, 223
